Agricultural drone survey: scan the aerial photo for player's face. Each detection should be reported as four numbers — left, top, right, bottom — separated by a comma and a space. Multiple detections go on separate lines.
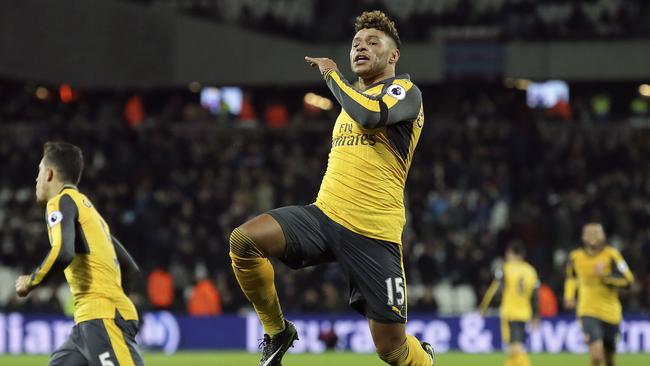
582, 224, 606, 250
35, 159, 50, 203
505, 249, 522, 262
350, 28, 396, 78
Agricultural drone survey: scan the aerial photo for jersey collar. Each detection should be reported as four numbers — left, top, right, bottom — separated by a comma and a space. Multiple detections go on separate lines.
60, 184, 78, 193
362, 73, 411, 91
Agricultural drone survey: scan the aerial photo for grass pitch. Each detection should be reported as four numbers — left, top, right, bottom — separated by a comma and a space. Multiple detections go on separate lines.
1, 351, 648, 365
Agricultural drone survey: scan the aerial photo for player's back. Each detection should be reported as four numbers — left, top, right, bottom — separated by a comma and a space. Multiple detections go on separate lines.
569, 246, 625, 323
500, 260, 538, 321
49, 188, 137, 323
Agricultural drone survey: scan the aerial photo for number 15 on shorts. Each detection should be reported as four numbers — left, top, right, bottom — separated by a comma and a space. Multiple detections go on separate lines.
386, 277, 405, 306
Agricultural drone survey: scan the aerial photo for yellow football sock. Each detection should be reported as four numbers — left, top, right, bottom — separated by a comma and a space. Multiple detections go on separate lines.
517, 352, 531, 366
230, 228, 285, 336
506, 350, 531, 366
379, 335, 432, 366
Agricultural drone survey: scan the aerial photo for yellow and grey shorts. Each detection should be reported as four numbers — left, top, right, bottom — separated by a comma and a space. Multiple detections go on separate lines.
49, 311, 144, 366
580, 316, 619, 351
268, 204, 408, 324
501, 319, 527, 345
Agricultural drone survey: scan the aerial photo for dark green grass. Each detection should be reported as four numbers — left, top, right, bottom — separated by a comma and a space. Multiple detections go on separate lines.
1, 351, 648, 365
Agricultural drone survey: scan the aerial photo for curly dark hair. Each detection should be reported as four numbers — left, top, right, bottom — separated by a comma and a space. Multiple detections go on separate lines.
354, 10, 401, 49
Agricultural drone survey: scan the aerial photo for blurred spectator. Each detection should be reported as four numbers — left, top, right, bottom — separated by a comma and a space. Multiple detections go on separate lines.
546, 98, 572, 122
238, 93, 258, 126
319, 326, 338, 350
141, 0, 650, 42
0, 266, 18, 307
538, 283, 558, 317
0, 78, 648, 316
591, 94, 611, 122
148, 267, 174, 310
630, 96, 648, 117
264, 102, 289, 128
56, 284, 75, 317
188, 279, 222, 316
124, 94, 145, 128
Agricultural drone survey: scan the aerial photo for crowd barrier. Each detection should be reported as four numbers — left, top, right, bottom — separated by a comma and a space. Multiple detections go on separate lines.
0, 312, 648, 354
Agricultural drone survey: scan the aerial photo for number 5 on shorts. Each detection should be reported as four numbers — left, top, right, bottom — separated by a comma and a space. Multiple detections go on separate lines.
385, 277, 405, 306
99, 352, 115, 366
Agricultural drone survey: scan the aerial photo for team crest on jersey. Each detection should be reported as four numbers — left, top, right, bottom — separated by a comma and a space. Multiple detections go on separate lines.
386, 84, 406, 100
48, 211, 63, 227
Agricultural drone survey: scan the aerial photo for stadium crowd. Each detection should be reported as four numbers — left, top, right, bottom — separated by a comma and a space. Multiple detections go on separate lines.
0, 81, 649, 318
138, 0, 650, 41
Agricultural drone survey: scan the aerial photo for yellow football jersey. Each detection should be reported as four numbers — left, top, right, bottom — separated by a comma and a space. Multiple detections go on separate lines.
31, 186, 138, 323
500, 261, 539, 321
564, 246, 634, 324
479, 260, 539, 322
316, 70, 424, 244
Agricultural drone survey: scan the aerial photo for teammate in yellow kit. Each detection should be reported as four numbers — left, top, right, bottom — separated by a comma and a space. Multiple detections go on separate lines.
480, 242, 540, 366
564, 223, 634, 366
15, 142, 144, 366
229, 10, 433, 366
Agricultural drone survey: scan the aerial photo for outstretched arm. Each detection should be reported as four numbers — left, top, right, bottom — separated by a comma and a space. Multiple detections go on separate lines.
305, 56, 421, 129
323, 70, 421, 128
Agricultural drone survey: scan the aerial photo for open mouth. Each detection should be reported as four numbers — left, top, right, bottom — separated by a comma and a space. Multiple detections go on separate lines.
354, 55, 370, 65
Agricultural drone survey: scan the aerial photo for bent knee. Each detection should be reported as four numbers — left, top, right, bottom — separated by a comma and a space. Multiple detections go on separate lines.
377, 339, 408, 365
229, 227, 265, 259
